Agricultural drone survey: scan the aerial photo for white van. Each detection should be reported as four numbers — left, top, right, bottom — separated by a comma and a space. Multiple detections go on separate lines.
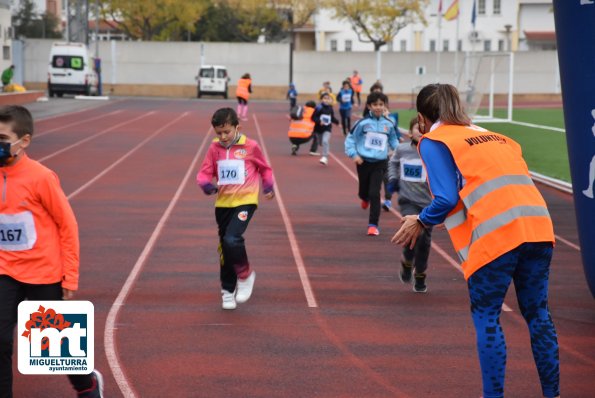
196, 65, 229, 99
47, 42, 99, 97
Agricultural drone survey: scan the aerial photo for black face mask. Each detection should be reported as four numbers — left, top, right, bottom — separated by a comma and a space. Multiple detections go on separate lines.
0, 141, 17, 167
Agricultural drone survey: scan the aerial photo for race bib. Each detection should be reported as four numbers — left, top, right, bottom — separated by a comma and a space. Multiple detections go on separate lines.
341, 94, 351, 103
320, 114, 331, 126
0, 211, 37, 251
364, 132, 387, 151
400, 159, 427, 182
217, 159, 246, 185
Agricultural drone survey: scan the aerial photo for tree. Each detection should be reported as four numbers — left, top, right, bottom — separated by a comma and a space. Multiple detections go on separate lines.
330, 0, 428, 79
100, 0, 208, 41
12, 0, 62, 39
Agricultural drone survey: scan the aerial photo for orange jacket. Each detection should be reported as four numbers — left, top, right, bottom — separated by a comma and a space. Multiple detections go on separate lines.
236, 78, 251, 100
350, 74, 363, 93
0, 154, 79, 289
421, 124, 554, 279
288, 106, 315, 139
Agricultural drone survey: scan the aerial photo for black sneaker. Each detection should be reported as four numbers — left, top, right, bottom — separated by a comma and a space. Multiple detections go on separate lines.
413, 273, 427, 293
78, 370, 104, 398
399, 260, 413, 283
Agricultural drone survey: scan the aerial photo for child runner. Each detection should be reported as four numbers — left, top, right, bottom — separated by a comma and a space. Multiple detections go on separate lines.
197, 108, 275, 310
337, 80, 354, 136
0, 105, 103, 398
235, 73, 252, 121
350, 70, 363, 107
311, 92, 339, 165
345, 92, 399, 235
288, 101, 316, 156
387, 117, 433, 293
286, 83, 298, 112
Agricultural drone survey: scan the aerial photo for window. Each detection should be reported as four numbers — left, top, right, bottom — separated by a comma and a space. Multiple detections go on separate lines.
216, 69, 227, 78
400, 40, 407, 52
443, 40, 449, 51
457, 39, 462, 51
429, 40, 436, 52
3, 46, 9, 61
199, 68, 214, 78
345, 40, 352, 52
493, 0, 501, 15
387, 41, 393, 52
330, 40, 337, 52
478, 0, 486, 15
498, 39, 505, 52
483, 40, 491, 52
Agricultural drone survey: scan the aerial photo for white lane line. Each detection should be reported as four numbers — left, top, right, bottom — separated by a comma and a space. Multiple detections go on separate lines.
67, 112, 189, 200
328, 152, 513, 312
555, 234, 581, 251
37, 111, 155, 163
508, 120, 565, 133
104, 124, 211, 398
36, 110, 123, 138
35, 98, 125, 123
252, 114, 318, 308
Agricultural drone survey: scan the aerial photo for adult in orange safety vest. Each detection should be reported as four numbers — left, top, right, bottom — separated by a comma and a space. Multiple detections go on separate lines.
350, 70, 363, 106
235, 73, 252, 120
288, 101, 316, 155
392, 83, 560, 398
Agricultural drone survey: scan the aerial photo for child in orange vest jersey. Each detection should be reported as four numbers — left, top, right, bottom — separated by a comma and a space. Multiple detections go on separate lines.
235, 73, 252, 121
0, 105, 103, 397
288, 101, 316, 155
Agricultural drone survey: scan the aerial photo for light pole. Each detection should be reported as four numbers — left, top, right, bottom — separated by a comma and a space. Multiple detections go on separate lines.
504, 24, 512, 52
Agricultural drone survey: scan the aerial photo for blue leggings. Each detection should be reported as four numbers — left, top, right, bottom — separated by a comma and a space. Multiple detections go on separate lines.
467, 242, 559, 398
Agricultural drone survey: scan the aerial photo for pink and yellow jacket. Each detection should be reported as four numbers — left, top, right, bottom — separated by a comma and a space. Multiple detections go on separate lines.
197, 134, 274, 207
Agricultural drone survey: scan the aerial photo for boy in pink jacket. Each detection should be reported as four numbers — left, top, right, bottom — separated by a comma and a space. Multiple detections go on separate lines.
197, 108, 275, 310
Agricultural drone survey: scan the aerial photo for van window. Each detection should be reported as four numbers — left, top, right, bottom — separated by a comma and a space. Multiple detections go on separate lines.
52, 55, 84, 71
217, 69, 227, 79
199, 68, 214, 78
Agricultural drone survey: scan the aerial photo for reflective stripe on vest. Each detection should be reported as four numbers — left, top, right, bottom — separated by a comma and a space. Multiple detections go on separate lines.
288, 107, 315, 138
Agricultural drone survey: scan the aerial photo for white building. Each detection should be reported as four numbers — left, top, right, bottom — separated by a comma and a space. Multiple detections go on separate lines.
0, 0, 13, 72
308, 0, 555, 53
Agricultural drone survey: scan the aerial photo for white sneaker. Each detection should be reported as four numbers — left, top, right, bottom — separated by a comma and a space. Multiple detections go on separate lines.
319, 156, 328, 165
235, 271, 255, 303
221, 290, 237, 310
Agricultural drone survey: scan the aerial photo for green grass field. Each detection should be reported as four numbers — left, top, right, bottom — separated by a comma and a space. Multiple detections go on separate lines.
394, 107, 570, 182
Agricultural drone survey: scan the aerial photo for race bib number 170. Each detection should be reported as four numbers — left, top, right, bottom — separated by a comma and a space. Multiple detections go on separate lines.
217, 159, 246, 185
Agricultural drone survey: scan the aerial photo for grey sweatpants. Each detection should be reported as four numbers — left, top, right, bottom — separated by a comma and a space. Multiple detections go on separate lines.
399, 198, 432, 274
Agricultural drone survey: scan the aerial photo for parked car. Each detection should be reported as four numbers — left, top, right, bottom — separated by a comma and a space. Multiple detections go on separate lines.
196, 65, 229, 98
47, 42, 98, 97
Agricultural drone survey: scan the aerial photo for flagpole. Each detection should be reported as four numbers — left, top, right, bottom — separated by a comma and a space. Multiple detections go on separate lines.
437, 0, 443, 82
454, 5, 460, 83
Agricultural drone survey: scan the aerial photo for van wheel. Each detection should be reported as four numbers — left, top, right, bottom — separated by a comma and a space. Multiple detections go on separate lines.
57, 92, 63, 98
197, 89, 202, 98
223, 91, 228, 99
84, 85, 91, 96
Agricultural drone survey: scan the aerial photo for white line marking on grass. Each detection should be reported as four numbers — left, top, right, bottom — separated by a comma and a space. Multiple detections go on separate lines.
67, 112, 189, 200
508, 120, 565, 133
36, 110, 123, 138
328, 152, 513, 312
252, 113, 318, 308
38, 111, 156, 163
104, 123, 211, 398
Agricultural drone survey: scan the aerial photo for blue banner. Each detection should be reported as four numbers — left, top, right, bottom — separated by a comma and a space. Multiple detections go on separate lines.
553, 0, 595, 298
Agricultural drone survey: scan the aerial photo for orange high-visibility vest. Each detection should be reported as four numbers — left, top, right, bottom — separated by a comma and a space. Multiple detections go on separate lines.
350, 74, 362, 93
236, 78, 251, 100
420, 124, 555, 279
288, 107, 315, 139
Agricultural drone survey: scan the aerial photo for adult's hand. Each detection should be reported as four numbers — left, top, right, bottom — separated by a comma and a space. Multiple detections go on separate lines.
391, 215, 424, 249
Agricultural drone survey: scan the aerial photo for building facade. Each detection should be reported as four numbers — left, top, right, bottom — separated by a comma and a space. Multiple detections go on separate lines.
308, 0, 555, 53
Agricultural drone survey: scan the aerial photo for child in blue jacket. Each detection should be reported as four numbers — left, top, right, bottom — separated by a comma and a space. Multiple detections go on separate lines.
345, 92, 399, 236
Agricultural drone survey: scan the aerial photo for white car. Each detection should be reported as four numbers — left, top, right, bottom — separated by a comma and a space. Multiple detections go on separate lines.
47, 42, 98, 97
196, 65, 229, 99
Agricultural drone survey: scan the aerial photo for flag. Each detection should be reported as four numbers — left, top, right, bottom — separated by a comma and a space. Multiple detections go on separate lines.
443, 0, 459, 21
471, 0, 477, 28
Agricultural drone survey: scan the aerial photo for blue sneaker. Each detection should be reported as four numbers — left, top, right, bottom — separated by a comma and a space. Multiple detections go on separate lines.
382, 199, 392, 212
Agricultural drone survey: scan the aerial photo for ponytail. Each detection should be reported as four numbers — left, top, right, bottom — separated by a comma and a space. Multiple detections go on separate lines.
416, 84, 470, 126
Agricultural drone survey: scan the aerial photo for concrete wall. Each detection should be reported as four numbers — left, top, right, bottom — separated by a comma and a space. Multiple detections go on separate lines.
23, 39, 561, 99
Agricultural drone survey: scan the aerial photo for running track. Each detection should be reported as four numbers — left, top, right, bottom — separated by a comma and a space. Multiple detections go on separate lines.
13, 98, 595, 397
